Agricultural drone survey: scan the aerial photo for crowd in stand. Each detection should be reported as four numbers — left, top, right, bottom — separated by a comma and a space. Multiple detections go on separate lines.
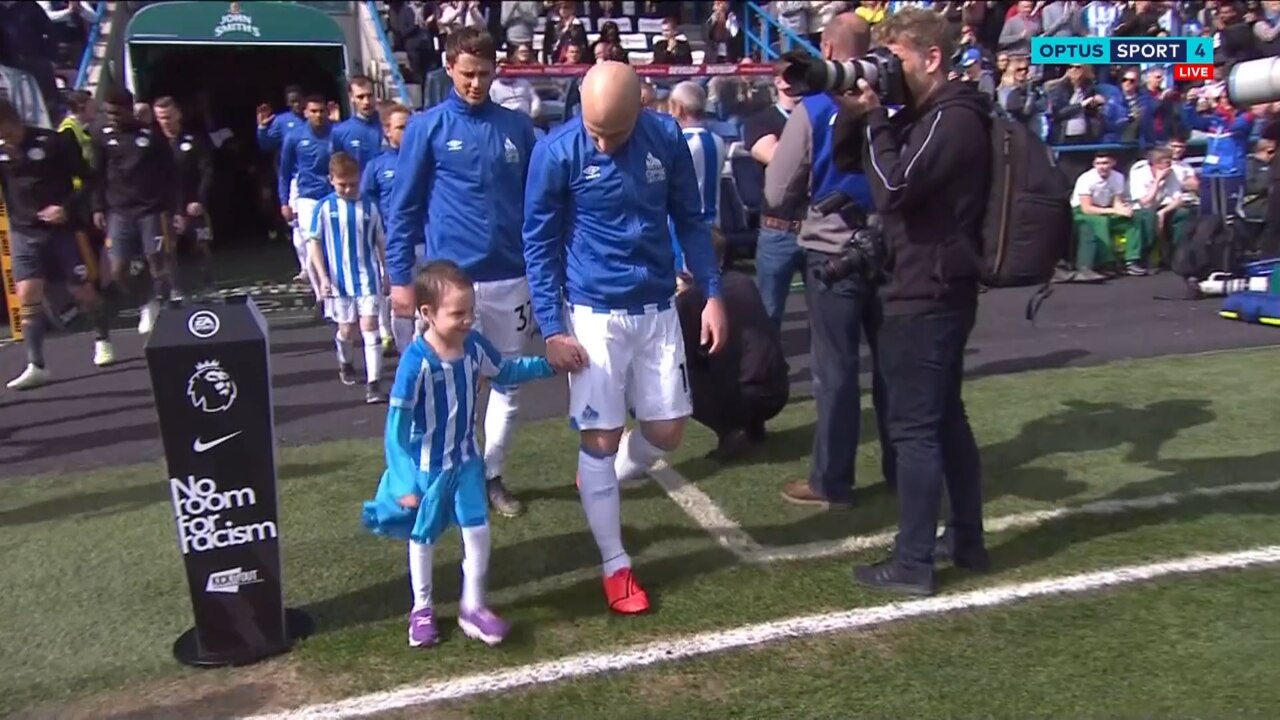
382, 1, 1277, 283
0, 1, 101, 118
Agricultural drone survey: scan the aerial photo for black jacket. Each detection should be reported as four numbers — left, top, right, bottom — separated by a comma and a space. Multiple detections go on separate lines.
0, 127, 88, 230
676, 270, 790, 414
90, 122, 180, 215
166, 127, 214, 210
834, 81, 991, 316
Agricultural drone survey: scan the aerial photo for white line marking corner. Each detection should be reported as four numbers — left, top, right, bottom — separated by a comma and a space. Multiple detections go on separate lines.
647, 461, 764, 560
247, 545, 1280, 720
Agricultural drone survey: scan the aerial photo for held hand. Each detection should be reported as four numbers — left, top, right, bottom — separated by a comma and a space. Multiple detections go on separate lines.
93, 211, 106, 231
546, 334, 589, 373
280, 204, 295, 223
398, 494, 420, 509
701, 297, 728, 354
256, 104, 274, 128
319, 278, 333, 297
389, 284, 416, 318
186, 202, 204, 217
37, 205, 67, 225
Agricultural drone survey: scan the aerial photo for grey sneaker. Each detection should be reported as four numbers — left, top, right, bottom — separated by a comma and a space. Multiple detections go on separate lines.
487, 476, 525, 518
1072, 268, 1108, 283
338, 363, 358, 386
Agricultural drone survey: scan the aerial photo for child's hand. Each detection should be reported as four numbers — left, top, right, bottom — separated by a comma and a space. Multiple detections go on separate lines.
398, 493, 420, 509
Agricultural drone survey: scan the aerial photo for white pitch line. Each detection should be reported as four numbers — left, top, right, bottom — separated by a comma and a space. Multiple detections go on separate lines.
246, 545, 1280, 720
750, 479, 1280, 563
647, 460, 764, 559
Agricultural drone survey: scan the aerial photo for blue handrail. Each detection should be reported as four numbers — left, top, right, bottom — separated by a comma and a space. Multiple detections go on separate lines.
73, 1, 109, 90
743, 0, 820, 61
366, 0, 410, 106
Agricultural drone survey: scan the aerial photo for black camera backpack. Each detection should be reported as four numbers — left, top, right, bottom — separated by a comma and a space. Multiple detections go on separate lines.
981, 115, 1073, 320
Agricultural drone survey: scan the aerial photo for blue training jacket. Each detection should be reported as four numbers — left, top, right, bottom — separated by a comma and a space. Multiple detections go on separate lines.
803, 94, 875, 211
523, 110, 722, 339
278, 122, 335, 202
385, 91, 537, 286
332, 112, 384, 169
256, 110, 305, 153
360, 146, 399, 223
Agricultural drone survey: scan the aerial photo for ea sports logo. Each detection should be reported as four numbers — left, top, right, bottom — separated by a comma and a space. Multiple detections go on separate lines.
187, 360, 237, 413
187, 310, 220, 339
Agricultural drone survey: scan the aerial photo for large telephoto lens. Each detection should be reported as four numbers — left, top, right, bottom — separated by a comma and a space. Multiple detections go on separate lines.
782, 56, 878, 95
1227, 57, 1280, 107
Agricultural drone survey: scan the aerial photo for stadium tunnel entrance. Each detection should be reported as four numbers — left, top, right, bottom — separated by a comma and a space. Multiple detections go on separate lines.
123, 1, 349, 247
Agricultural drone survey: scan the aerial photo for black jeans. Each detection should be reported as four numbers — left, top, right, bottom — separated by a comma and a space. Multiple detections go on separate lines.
804, 250, 891, 503
879, 307, 984, 570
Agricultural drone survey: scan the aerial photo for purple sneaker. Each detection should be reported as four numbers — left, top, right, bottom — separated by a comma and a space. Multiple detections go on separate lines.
458, 606, 510, 646
408, 607, 439, 648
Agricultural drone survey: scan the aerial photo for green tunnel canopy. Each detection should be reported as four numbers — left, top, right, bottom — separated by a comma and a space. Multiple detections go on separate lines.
126, 1, 346, 45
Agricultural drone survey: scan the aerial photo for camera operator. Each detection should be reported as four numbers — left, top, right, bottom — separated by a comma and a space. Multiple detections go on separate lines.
763, 13, 890, 510
832, 7, 991, 596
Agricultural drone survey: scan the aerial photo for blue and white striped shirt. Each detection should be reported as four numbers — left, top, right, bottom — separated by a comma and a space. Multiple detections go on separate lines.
391, 333, 554, 473
309, 193, 384, 297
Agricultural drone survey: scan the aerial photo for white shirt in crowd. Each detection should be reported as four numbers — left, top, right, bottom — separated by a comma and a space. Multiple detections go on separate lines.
1128, 160, 1182, 208
1071, 167, 1129, 208
489, 77, 541, 119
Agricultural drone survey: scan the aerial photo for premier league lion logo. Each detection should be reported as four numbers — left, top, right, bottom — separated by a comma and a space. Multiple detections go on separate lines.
187, 360, 238, 413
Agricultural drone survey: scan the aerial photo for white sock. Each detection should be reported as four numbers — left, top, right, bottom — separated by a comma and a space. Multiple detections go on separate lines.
293, 236, 309, 274
306, 264, 324, 302
391, 316, 417, 352
335, 331, 353, 365
616, 428, 665, 484
483, 387, 520, 479
459, 524, 491, 611
577, 449, 630, 576
408, 540, 433, 611
378, 297, 392, 340
362, 329, 382, 383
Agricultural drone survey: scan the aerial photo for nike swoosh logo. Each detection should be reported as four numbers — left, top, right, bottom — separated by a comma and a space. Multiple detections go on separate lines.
192, 431, 242, 453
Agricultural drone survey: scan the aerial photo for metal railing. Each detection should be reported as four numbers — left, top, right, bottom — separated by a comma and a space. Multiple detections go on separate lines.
363, 0, 410, 106
73, 1, 110, 89
742, 0, 820, 61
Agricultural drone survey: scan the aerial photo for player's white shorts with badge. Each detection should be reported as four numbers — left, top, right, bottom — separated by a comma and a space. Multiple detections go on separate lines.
473, 276, 535, 358
326, 295, 381, 324
566, 302, 691, 431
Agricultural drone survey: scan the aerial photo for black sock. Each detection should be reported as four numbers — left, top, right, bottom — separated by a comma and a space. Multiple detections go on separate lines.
21, 306, 46, 368
85, 302, 110, 340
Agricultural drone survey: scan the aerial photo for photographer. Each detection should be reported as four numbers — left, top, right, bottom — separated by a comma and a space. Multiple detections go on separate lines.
764, 13, 890, 510
831, 7, 990, 596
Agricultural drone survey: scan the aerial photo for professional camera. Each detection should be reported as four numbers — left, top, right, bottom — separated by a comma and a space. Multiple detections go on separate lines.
814, 227, 886, 287
1226, 57, 1280, 107
780, 48, 907, 106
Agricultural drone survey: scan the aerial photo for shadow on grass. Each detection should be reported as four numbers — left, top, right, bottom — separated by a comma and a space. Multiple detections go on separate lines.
679, 397, 1217, 548
991, 448, 1280, 573
301, 521, 715, 633
0, 481, 166, 528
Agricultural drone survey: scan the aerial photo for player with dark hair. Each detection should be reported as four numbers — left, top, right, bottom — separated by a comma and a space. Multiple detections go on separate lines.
386, 27, 539, 518
0, 98, 115, 389
90, 85, 181, 335
279, 94, 336, 309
